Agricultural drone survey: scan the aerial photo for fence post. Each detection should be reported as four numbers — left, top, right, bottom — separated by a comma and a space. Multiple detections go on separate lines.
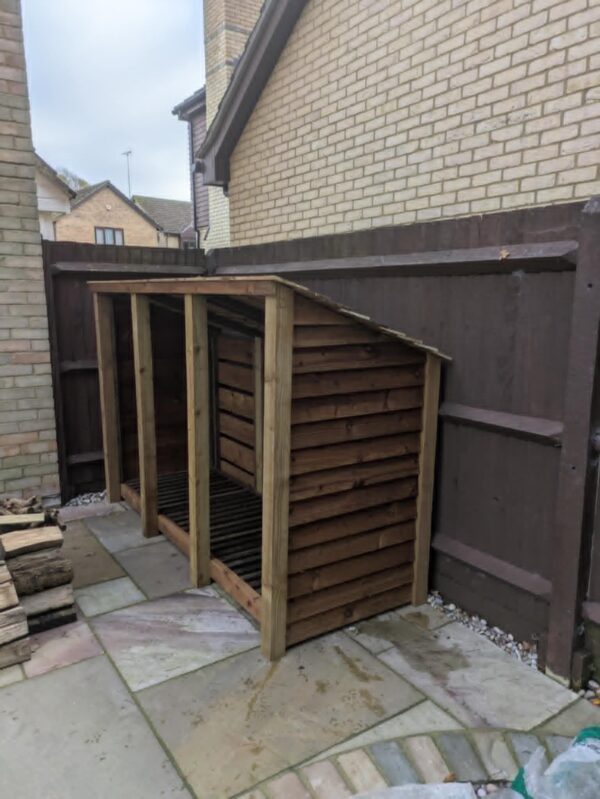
547, 197, 600, 683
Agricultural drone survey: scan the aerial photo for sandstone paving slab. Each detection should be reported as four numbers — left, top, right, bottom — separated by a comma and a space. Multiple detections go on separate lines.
24, 619, 103, 678
302, 761, 352, 798
435, 732, 486, 782
373, 620, 575, 729
85, 508, 162, 553
0, 664, 23, 688
0, 655, 191, 799
137, 632, 422, 798
62, 521, 125, 589
305, 699, 462, 762
403, 735, 451, 783
353, 786, 476, 799
544, 734, 572, 757
368, 740, 420, 786
338, 749, 387, 793
265, 772, 312, 799
93, 587, 259, 691
509, 732, 548, 769
75, 576, 145, 617
535, 698, 600, 736
396, 604, 450, 632
114, 539, 191, 598
471, 731, 518, 781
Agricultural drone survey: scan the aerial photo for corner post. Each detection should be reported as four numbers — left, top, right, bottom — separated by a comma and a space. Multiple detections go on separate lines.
254, 337, 264, 493
547, 196, 600, 682
261, 285, 294, 660
412, 353, 442, 605
185, 294, 211, 586
131, 294, 158, 537
93, 293, 122, 502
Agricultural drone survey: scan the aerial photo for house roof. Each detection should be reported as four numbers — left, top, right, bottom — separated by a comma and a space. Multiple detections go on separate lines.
71, 181, 161, 230
172, 87, 206, 121
87, 275, 451, 361
133, 195, 193, 235
198, 0, 308, 187
34, 153, 76, 199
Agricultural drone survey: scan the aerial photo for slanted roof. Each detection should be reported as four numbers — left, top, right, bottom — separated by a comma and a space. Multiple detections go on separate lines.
133, 195, 193, 236
72, 181, 161, 230
172, 87, 206, 121
198, 0, 308, 187
88, 275, 451, 361
34, 153, 76, 199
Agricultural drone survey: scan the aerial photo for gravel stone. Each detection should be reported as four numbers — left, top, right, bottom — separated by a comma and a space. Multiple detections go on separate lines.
64, 491, 107, 507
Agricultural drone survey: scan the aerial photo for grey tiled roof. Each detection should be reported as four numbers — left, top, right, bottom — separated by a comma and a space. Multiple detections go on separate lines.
133, 196, 193, 235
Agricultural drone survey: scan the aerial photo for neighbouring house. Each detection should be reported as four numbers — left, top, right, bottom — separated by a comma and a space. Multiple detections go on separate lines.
172, 87, 210, 247
199, 0, 600, 247
0, 0, 60, 501
54, 181, 162, 247
34, 154, 75, 240
133, 195, 196, 249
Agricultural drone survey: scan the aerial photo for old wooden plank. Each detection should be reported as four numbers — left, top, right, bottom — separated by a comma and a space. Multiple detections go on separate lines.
0, 606, 28, 646
0, 581, 18, 612
254, 337, 264, 493
292, 365, 424, 399
218, 361, 254, 393
261, 284, 294, 660
0, 513, 45, 531
286, 584, 413, 646
218, 387, 255, 420
94, 293, 122, 501
294, 325, 388, 348
291, 408, 422, 450
288, 541, 414, 598
413, 354, 442, 605
286, 500, 416, 550
185, 294, 211, 587
289, 456, 419, 502
291, 387, 424, 425
210, 558, 261, 622
219, 412, 254, 446
0, 527, 63, 558
21, 585, 74, 617
217, 335, 255, 364
288, 564, 413, 624
89, 277, 278, 296
131, 294, 158, 537
290, 433, 421, 476
289, 477, 418, 528
220, 437, 255, 474
9, 549, 73, 596
294, 295, 348, 325
220, 459, 256, 488
288, 521, 415, 574
0, 637, 31, 669
292, 343, 423, 374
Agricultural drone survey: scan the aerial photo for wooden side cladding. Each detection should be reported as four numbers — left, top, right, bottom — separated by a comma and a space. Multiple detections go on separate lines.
286, 296, 426, 645
217, 332, 263, 490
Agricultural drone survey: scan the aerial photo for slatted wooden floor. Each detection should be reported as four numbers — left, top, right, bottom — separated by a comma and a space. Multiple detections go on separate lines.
126, 470, 263, 590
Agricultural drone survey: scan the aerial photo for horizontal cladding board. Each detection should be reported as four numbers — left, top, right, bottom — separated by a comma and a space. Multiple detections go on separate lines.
292, 343, 423, 374
286, 584, 413, 646
290, 456, 419, 502
291, 387, 424, 424
290, 432, 420, 476
290, 498, 417, 550
218, 387, 255, 419
288, 564, 413, 624
291, 408, 422, 449
217, 336, 255, 365
218, 362, 254, 393
288, 521, 415, 574
219, 412, 255, 447
294, 325, 388, 348
220, 436, 255, 474
288, 541, 414, 599
220, 459, 255, 489
294, 296, 349, 325
292, 365, 424, 399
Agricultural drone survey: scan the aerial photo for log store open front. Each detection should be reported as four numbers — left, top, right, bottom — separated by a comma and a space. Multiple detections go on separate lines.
90, 275, 449, 659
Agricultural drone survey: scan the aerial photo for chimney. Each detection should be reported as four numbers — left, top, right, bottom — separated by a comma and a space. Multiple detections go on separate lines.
203, 0, 263, 248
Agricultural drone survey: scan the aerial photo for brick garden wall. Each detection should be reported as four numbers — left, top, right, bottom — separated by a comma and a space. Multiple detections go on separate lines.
0, 0, 59, 499
228, 0, 600, 245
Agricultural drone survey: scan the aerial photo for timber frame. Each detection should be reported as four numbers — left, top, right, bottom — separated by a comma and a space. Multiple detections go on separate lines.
91, 275, 448, 659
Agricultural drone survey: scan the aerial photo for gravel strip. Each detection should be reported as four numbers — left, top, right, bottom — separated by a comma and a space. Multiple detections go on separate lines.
64, 490, 107, 507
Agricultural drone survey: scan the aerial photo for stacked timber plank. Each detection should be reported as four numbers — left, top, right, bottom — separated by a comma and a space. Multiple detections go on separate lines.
0, 498, 75, 637
0, 556, 29, 668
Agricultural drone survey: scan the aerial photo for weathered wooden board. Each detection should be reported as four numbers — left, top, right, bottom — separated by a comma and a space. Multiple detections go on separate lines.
220, 437, 255, 474
0, 636, 31, 669
292, 365, 424, 399
218, 387, 255, 419
294, 325, 388, 347
9, 549, 73, 596
0, 527, 63, 559
291, 387, 424, 424
290, 434, 420, 476
21, 584, 74, 617
0, 513, 45, 531
0, 606, 28, 646
291, 408, 422, 449
292, 343, 423, 374
218, 362, 254, 393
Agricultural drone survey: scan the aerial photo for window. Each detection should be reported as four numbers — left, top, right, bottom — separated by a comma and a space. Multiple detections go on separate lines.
95, 227, 124, 246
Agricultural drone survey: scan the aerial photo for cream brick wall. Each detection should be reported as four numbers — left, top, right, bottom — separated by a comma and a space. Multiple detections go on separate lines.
0, 0, 59, 499
228, 0, 600, 246
55, 187, 160, 247
203, 0, 263, 249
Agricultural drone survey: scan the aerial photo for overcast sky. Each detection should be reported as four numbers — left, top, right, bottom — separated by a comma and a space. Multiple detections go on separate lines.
21, 0, 205, 200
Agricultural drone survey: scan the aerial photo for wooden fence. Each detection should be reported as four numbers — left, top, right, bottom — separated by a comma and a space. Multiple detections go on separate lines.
43, 200, 600, 683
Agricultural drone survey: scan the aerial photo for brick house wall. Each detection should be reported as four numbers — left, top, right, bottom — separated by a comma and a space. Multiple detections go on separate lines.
0, 0, 59, 500
203, 0, 263, 249
55, 186, 160, 247
228, 0, 600, 246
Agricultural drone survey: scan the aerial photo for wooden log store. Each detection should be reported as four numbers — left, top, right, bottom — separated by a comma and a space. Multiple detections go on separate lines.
90, 276, 449, 659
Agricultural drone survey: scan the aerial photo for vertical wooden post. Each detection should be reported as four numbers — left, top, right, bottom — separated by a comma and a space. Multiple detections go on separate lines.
261, 285, 294, 660
185, 294, 211, 587
254, 337, 264, 494
131, 294, 158, 537
412, 353, 442, 606
93, 293, 121, 502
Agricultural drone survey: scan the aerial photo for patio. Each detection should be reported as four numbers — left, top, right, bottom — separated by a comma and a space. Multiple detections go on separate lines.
1, 504, 599, 799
